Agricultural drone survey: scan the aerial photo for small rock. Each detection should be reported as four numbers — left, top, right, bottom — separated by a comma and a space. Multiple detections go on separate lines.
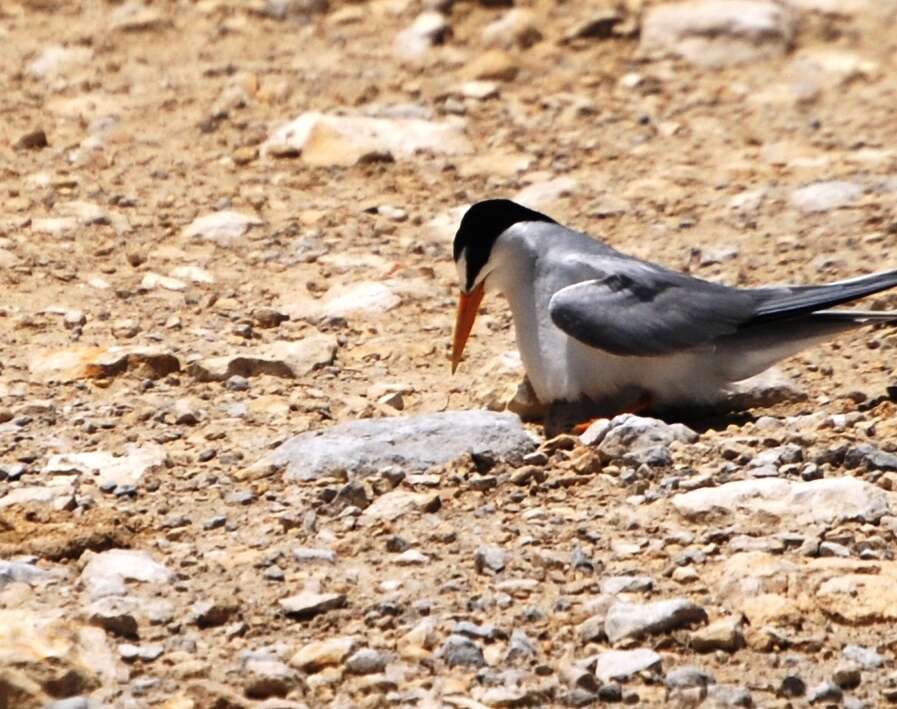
279, 591, 346, 619
482, 8, 542, 49
845, 443, 897, 472
833, 663, 862, 690
582, 414, 698, 463
842, 645, 883, 670
344, 648, 390, 675
460, 49, 518, 82
475, 545, 508, 574
182, 210, 263, 246
506, 629, 538, 662
85, 597, 139, 639
666, 666, 716, 688
243, 657, 297, 699
16, 128, 49, 150
691, 617, 743, 653
605, 598, 708, 643
599, 576, 653, 594
594, 648, 662, 682
807, 681, 843, 704
290, 636, 356, 672
190, 599, 239, 628
641, 0, 795, 68
437, 634, 486, 668
789, 180, 863, 213
394, 11, 449, 61
778, 674, 806, 697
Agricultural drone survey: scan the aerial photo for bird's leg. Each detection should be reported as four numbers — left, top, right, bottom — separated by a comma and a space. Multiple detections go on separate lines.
545, 389, 653, 438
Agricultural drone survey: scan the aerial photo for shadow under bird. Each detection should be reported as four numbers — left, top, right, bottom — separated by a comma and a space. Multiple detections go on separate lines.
451, 199, 897, 435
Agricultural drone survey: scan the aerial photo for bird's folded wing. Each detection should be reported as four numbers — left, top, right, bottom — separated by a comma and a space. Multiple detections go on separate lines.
547, 262, 760, 357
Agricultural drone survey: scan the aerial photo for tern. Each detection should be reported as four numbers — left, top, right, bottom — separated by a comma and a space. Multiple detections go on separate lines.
451, 199, 897, 434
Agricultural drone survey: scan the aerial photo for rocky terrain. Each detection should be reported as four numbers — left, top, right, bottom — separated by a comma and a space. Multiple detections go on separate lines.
2, 0, 897, 707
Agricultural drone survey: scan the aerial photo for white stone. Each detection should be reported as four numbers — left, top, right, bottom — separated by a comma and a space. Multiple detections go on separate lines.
789, 180, 863, 213
514, 177, 577, 211
672, 477, 891, 525
641, 1, 795, 68
261, 112, 471, 165
182, 210, 263, 246
394, 11, 448, 61
81, 549, 174, 591
594, 648, 662, 682
28, 45, 93, 79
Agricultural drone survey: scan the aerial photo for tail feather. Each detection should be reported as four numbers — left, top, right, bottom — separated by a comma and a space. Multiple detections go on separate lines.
749, 269, 897, 325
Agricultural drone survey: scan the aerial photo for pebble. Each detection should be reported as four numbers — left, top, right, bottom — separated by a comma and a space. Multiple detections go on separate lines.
594, 648, 662, 682
279, 591, 346, 619
394, 11, 449, 61
182, 210, 263, 246
845, 443, 897, 471
437, 635, 486, 668
287, 638, 352, 675
842, 645, 883, 670
666, 665, 716, 688
475, 545, 508, 574
807, 681, 843, 703
599, 575, 653, 594
690, 617, 743, 653
789, 180, 863, 213
641, 0, 795, 68
344, 648, 390, 675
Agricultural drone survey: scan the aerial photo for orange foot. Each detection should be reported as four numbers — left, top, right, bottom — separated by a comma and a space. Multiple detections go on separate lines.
571, 393, 654, 435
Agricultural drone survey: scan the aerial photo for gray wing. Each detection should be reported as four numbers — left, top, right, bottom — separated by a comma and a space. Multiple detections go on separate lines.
547, 260, 760, 356
548, 258, 897, 358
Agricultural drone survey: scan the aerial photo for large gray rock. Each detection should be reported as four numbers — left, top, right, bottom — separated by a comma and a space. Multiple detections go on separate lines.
641, 1, 795, 68
672, 477, 891, 525
268, 411, 536, 481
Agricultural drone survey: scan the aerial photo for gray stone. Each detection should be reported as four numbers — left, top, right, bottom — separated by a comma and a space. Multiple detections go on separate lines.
789, 181, 863, 213
437, 634, 486, 668
118, 642, 164, 662
190, 599, 239, 628
44, 699, 91, 709
243, 657, 298, 699
292, 547, 337, 564
182, 210, 263, 246
666, 666, 716, 688
475, 545, 508, 574
726, 368, 808, 409
842, 645, 883, 670
672, 477, 891, 525
845, 443, 897, 472
581, 414, 697, 462
268, 411, 535, 481
706, 684, 753, 707
279, 591, 346, 619
641, 0, 795, 68
344, 648, 390, 675
394, 11, 449, 61
85, 597, 139, 638
506, 629, 538, 661
594, 648, 662, 682
807, 681, 843, 703
605, 598, 707, 643
0, 559, 49, 588
599, 576, 653, 595
80, 549, 174, 595
189, 337, 337, 382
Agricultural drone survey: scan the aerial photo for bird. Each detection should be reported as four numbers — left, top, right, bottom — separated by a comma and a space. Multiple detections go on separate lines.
450, 198, 897, 435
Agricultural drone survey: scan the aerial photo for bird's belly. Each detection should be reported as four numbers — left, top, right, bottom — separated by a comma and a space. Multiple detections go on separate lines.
525, 334, 724, 406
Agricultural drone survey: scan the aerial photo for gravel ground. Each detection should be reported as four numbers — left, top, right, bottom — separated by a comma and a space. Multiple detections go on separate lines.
2, 0, 897, 707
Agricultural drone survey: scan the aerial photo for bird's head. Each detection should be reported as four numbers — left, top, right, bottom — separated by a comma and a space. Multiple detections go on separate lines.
450, 199, 555, 372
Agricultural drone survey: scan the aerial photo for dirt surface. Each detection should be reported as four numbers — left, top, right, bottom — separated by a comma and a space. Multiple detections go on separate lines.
3, 0, 897, 707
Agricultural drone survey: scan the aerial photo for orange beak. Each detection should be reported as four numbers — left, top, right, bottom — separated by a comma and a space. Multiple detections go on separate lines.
451, 281, 485, 373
